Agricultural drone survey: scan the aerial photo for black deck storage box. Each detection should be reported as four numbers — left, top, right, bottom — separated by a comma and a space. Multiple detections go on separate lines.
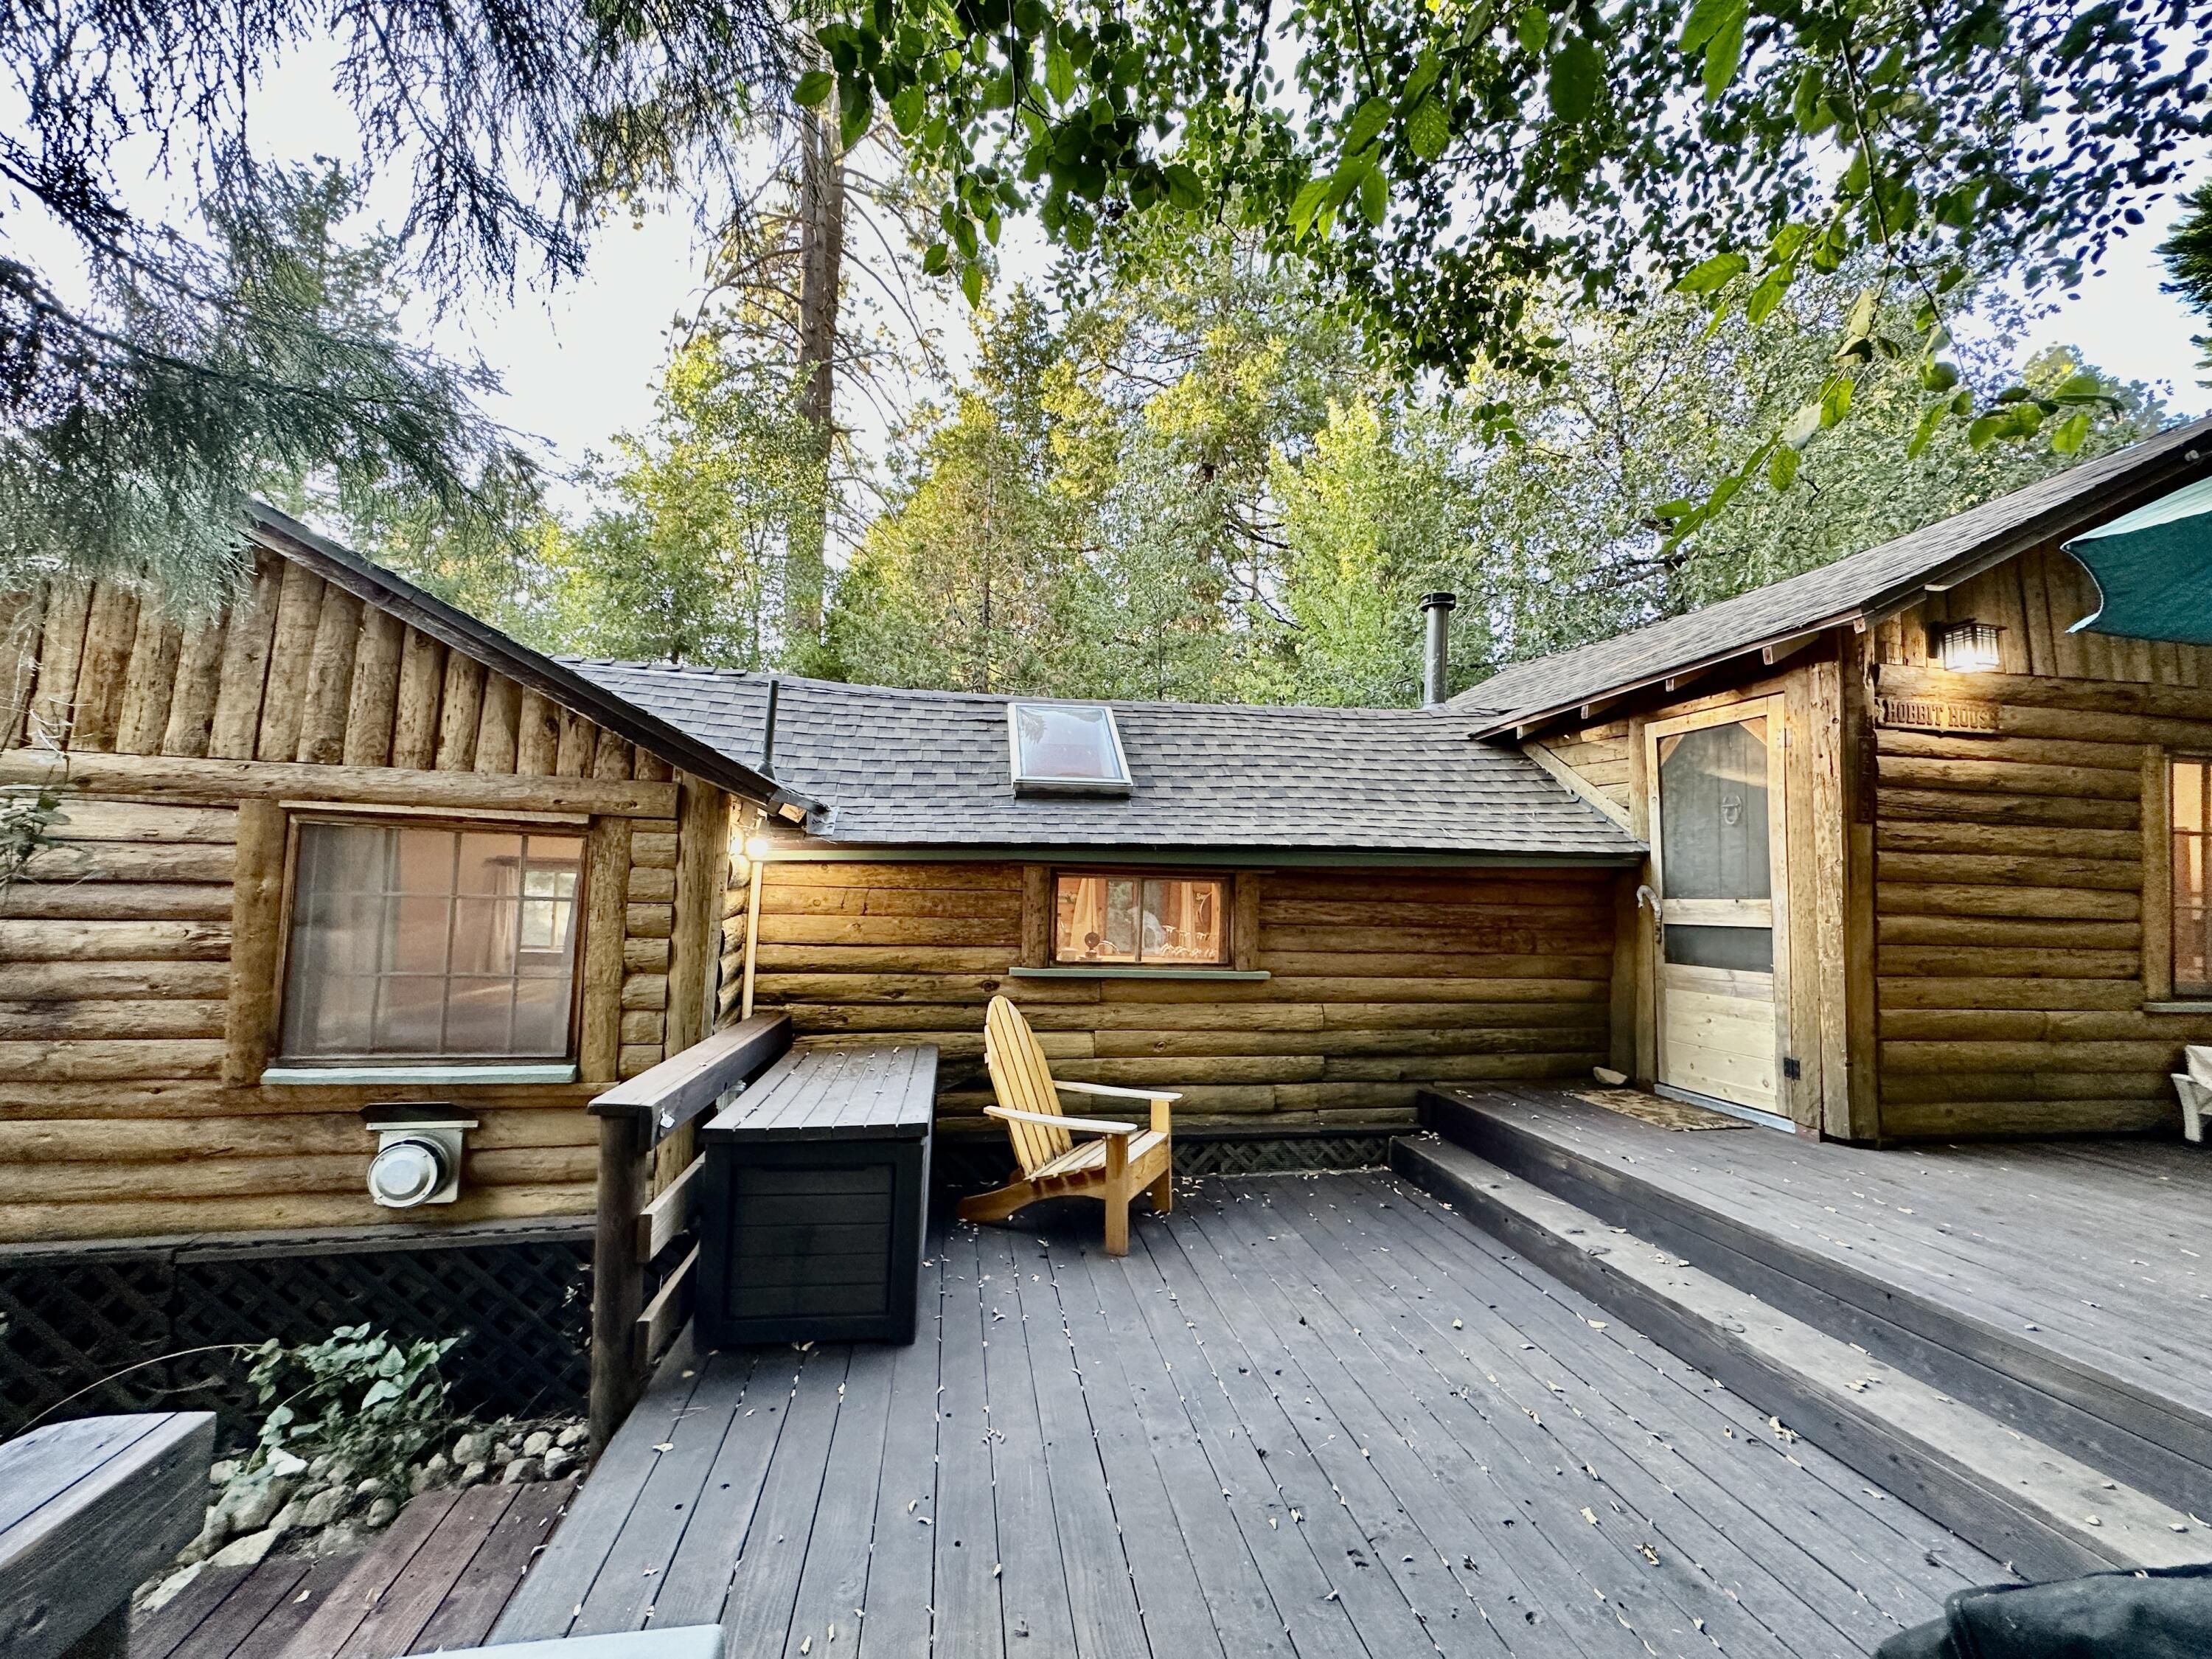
698, 1043, 936, 1346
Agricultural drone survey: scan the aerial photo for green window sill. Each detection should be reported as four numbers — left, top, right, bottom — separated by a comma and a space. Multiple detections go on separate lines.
261, 1062, 580, 1086
1006, 966, 1271, 982
2143, 1001, 2212, 1015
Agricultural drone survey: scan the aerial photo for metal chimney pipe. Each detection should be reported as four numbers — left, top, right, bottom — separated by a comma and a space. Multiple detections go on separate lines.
759, 676, 780, 779
1419, 592, 1457, 706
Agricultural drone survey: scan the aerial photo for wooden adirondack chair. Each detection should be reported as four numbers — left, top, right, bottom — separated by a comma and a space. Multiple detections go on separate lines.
959, 995, 1178, 1255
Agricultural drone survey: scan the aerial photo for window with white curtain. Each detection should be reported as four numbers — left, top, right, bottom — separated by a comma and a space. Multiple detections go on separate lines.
279, 822, 582, 1062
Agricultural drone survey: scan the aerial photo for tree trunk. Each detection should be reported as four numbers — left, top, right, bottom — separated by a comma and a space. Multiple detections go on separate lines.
787, 106, 845, 655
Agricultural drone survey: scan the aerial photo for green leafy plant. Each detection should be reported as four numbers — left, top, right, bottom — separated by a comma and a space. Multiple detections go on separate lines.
0, 785, 66, 902
794, 0, 2207, 543
246, 1325, 461, 1490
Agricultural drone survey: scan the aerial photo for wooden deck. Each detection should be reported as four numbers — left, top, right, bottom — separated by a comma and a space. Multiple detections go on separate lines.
497, 1173, 2009, 1658
131, 1480, 573, 1659
1427, 1085, 2212, 1509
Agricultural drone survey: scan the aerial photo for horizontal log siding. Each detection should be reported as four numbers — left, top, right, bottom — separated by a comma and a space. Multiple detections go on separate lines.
0, 807, 700, 1246
739, 859, 1615, 1132
1870, 541, 2212, 1138
0, 555, 734, 1243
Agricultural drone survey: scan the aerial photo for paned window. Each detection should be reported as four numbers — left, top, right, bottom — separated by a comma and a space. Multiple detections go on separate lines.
280, 822, 583, 1062
1053, 873, 1228, 965
2174, 759, 2212, 995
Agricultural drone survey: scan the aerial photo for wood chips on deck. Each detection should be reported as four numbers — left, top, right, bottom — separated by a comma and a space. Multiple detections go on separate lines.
499, 1172, 2007, 1658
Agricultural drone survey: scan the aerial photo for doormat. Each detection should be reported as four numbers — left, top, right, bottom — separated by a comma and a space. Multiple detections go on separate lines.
1571, 1088, 1753, 1131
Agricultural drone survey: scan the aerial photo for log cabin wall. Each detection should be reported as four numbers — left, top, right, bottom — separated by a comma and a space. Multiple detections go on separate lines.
1868, 540, 2212, 1138
0, 549, 738, 1243
720, 856, 1620, 1132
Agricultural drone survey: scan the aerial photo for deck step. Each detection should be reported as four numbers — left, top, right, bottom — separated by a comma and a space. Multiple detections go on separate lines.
1416, 1085, 2212, 1521
1391, 1130, 2212, 1582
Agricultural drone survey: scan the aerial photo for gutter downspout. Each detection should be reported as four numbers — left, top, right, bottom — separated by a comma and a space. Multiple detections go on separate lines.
740, 822, 766, 1021
740, 676, 779, 1020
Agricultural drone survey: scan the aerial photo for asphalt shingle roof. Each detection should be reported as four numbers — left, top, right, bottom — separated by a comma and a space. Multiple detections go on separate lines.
563, 666, 1640, 859
1452, 414, 2212, 730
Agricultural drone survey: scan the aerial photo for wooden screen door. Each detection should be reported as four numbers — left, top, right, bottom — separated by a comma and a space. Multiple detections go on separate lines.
1646, 700, 1790, 1124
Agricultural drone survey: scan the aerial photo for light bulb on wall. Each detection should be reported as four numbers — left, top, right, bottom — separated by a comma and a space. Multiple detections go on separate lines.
1936, 619, 2002, 673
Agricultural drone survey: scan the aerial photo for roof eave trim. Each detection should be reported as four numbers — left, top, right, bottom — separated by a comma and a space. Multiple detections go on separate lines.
747, 841, 1642, 869
1467, 608, 1867, 740
244, 504, 800, 808
1470, 425, 2212, 740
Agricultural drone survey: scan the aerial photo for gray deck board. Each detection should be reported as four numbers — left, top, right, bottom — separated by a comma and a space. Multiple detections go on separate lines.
1046, 1231, 1275, 1659
507, 1174, 2019, 1657
493, 1337, 711, 1641
1481, 1085, 2212, 1398
929, 1226, 1004, 1655
851, 1242, 944, 1659
1154, 1194, 1601, 1659
567, 1352, 757, 1637
1005, 1235, 1154, 1659
1335, 1175, 1984, 1610
1279, 1175, 1964, 1643
972, 1227, 1082, 1655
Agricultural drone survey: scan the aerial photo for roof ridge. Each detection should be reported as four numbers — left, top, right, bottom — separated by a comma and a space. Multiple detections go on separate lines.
575, 660, 1486, 720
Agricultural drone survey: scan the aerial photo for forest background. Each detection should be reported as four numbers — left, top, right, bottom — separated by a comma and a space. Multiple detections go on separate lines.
266, 128, 2175, 711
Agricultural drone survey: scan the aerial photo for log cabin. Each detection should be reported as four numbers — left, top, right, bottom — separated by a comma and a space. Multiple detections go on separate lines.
7, 414, 2212, 1430
564, 665, 1644, 1155
578, 411, 2212, 1149
1455, 411, 2212, 1140
0, 505, 807, 1430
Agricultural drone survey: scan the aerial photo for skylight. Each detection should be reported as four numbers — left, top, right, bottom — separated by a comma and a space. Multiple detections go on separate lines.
1009, 703, 1131, 795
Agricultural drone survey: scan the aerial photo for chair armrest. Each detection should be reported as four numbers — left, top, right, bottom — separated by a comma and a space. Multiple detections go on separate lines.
1055, 1080, 1183, 1103
986, 1105, 1138, 1136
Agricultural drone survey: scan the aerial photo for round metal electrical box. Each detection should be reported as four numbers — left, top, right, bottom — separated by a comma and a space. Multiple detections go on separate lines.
366, 1135, 450, 1208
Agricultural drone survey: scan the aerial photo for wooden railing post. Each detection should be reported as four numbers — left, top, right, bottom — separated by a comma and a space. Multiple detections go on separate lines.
589, 1109, 651, 1450
585, 1012, 793, 1450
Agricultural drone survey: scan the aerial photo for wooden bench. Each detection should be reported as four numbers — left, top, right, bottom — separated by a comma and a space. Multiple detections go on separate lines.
699, 1043, 938, 1346
0, 1411, 215, 1659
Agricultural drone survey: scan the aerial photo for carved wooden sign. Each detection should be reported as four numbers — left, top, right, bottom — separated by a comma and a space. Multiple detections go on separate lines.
1875, 693, 1999, 734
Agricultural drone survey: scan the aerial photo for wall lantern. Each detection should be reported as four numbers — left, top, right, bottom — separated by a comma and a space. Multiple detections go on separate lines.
362, 1105, 478, 1208
1935, 619, 2003, 674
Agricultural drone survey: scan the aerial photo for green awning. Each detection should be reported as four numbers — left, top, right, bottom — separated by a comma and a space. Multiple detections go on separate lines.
2062, 474, 2212, 645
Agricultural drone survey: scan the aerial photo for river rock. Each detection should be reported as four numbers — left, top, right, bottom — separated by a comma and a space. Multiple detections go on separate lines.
296, 1485, 351, 1529
218, 1476, 293, 1535
208, 1526, 280, 1568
